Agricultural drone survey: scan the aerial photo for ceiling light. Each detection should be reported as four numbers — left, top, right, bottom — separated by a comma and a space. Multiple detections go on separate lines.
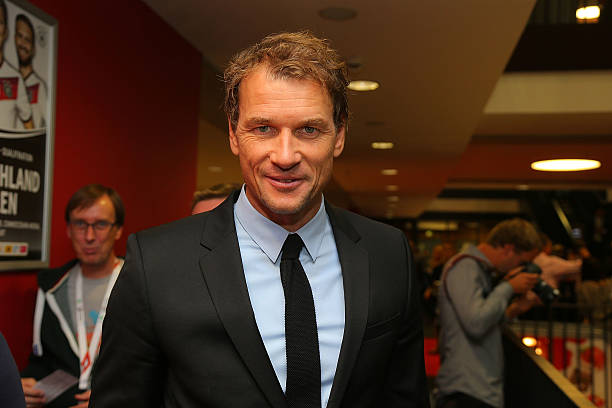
348, 80, 379, 91
517, 185, 529, 191
387, 195, 399, 203
531, 159, 601, 172
207, 166, 223, 173
371, 142, 394, 150
385, 185, 399, 191
576, 5, 600, 22
522, 336, 537, 347
381, 169, 398, 176
318, 7, 357, 21
534, 347, 543, 356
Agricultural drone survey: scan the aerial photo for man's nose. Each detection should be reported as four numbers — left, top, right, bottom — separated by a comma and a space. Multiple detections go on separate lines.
269, 130, 300, 170
85, 225, 96, 241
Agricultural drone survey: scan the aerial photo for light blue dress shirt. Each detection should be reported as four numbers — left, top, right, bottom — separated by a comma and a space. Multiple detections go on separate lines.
234, 187, 345, 408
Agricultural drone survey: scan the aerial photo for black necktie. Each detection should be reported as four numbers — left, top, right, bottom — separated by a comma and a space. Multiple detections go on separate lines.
280, 233, 321, 408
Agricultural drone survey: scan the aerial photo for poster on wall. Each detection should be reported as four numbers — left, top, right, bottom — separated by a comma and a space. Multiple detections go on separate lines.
0, 0, 56, 270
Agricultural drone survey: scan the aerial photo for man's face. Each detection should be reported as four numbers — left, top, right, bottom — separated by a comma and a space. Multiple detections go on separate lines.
66, 195, 123, 268
15, 20, 34, 66
229, 65, 345, 229
497, 244, 539, 274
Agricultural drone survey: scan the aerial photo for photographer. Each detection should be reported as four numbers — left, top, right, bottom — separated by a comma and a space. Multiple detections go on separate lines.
435, 218, 542, 408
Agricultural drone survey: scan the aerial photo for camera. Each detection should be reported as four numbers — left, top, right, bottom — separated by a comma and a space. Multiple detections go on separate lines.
522, 262, 560, 305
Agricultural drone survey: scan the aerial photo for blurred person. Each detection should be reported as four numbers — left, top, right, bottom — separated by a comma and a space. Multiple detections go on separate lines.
423, 243, 456, 320
14, 13, 47, 128
90, 31, 429, 407
436, 218, 542, 408
534, 235, 582, 289
21, 184, 124, 408
191, 182, 240, 214
430, 243, 456, 282
0, 1, 32, 129
1, 332, 25, 408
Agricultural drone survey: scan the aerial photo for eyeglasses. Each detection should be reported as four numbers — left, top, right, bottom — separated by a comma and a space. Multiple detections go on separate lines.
69, 220, 116, 233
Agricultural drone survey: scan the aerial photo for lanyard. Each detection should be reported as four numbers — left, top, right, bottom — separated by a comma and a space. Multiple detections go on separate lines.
75, 260, 122, 390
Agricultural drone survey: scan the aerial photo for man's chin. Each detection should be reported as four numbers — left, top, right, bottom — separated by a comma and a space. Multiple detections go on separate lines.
261, 194, 308, 216
80, 255, 105, 267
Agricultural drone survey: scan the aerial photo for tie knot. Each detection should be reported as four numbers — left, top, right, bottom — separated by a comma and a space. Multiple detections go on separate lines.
281, 234, 304, 261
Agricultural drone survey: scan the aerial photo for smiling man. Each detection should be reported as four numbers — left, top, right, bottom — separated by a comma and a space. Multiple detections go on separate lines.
91, 32, 429, 408
21, 184, 124, 408
0, 1, 32, 130
14, 13, 47, 129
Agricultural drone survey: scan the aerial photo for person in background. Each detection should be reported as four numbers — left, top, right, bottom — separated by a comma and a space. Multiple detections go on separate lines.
1, 332, 25, 408
191, 182, 241, 214
436, 218, 542, 408
21, 184, 124, 408
534, 235, 582, 289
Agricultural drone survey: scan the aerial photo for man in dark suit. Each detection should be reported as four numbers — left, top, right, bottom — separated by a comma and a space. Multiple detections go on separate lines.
90, 31, 429, 408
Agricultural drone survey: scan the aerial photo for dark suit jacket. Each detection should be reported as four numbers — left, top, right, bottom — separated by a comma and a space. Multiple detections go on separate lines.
90, 192, 429, 407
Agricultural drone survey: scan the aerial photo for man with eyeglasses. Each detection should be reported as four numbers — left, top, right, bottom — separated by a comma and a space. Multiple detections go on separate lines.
21, 184, 124, 408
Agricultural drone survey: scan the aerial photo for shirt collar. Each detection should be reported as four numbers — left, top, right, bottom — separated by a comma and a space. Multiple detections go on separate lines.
234, 185, 328, 264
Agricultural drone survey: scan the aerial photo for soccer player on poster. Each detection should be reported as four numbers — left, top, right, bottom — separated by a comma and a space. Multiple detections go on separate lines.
15, 12, 47, 129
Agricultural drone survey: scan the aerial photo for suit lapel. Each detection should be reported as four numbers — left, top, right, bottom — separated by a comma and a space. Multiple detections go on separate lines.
199, 192, 287, 408
325, 203, 369, 408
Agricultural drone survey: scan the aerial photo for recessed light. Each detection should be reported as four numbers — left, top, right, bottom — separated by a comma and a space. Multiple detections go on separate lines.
318, 7, 357, 21
348, 80, 379, 91
385, 185, 399, 191
208, 166, 223, 173
387, 195, 399, 203
522, 336, 537, 347
381, 169, 398, 176
576, 5, 600, 21
517, 185, 529, 191
531, 159, 601, 172
371, 142, 394, 150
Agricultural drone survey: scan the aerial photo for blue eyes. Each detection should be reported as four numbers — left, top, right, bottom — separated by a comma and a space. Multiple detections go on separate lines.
252, 126, 319, 136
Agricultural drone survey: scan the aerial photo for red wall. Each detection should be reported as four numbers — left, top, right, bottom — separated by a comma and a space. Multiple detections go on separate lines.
0, 0, 201, 369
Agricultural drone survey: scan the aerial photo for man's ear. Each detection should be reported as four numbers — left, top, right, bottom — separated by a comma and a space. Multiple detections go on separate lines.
333, 122, 346, 158
228, 118, 240, 156
114, 226, 123, 241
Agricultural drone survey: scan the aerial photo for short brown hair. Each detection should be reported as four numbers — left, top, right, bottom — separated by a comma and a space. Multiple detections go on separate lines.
486, 218, 542, 253
192, 183, 241, 211
223, 31, 349, 131
65, 184, 125, 227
